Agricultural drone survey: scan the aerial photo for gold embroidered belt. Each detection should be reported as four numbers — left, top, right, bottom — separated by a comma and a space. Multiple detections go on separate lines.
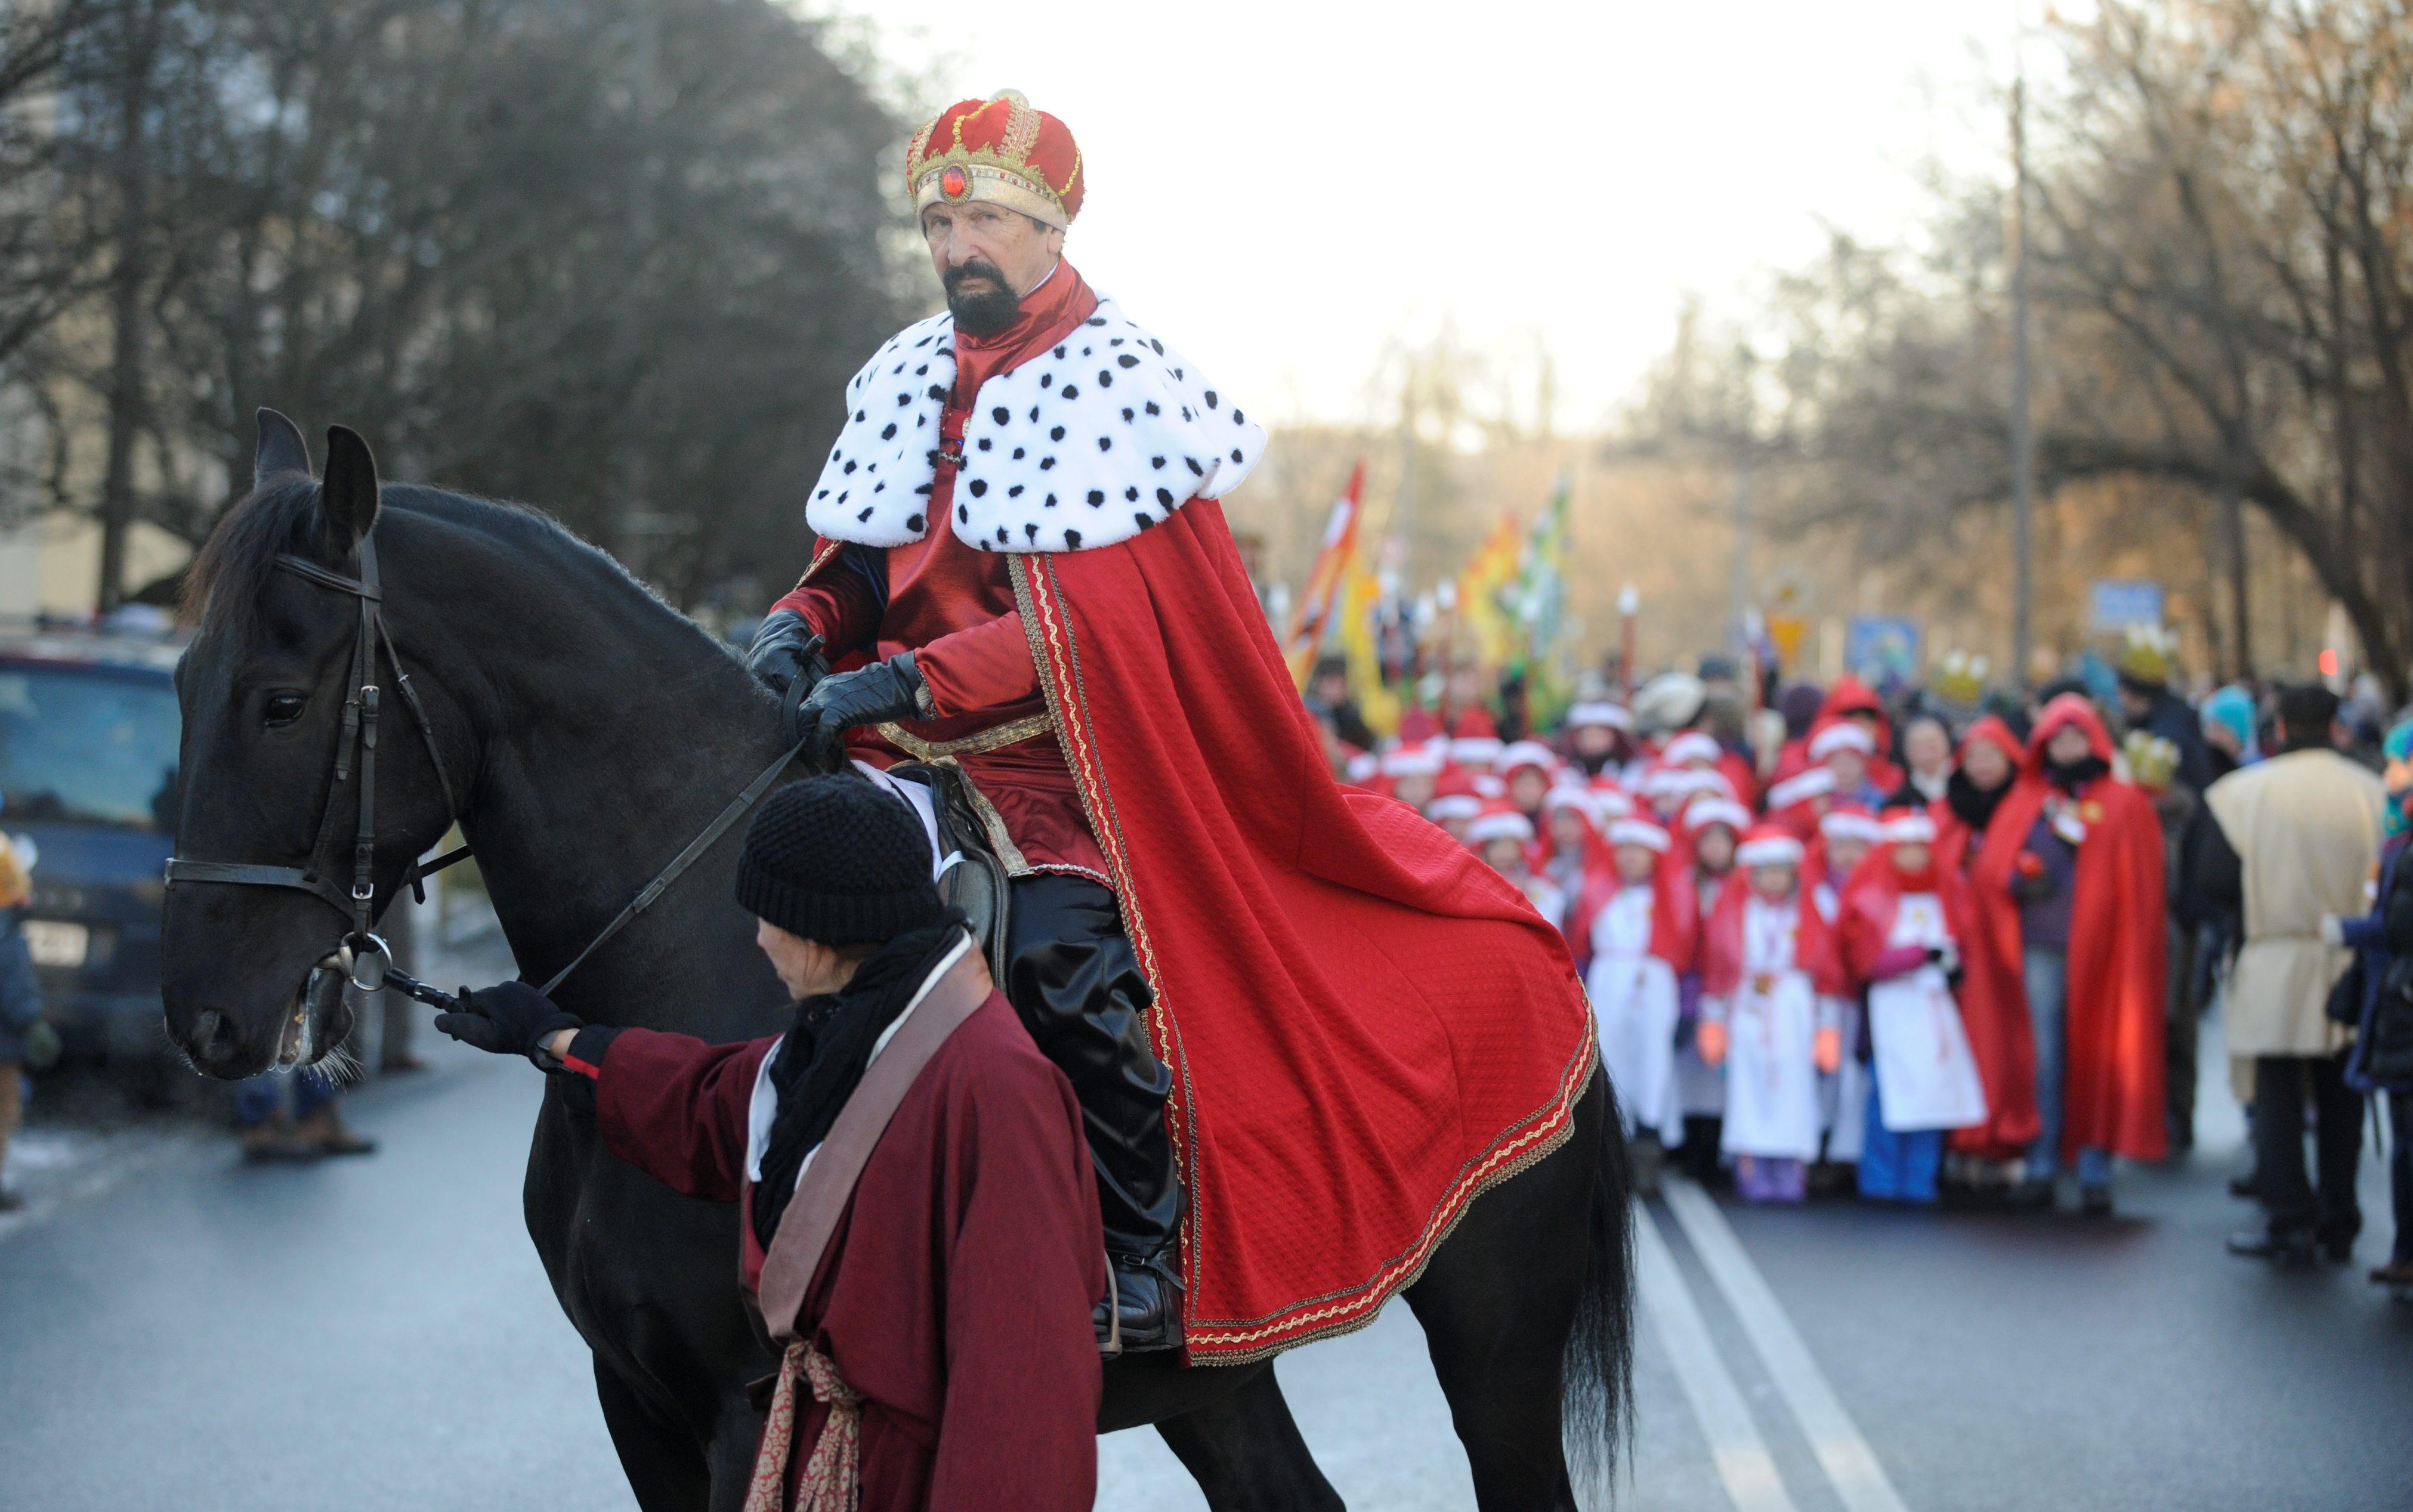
873, 711, 1054, 761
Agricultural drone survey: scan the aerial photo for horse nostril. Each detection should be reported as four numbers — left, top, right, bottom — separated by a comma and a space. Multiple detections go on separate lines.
193, 1009, 242, 1065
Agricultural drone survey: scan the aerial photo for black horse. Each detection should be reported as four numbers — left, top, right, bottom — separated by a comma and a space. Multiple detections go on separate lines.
160, 413, 1633, 1511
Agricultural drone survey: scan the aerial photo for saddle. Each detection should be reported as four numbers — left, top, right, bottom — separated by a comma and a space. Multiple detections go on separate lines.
891, 760, 1013, 984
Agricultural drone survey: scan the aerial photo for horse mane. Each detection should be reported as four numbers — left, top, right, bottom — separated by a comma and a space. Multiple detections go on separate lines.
183, 475, 736, 661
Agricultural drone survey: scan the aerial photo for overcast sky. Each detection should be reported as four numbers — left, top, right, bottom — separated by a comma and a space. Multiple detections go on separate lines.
821, 1, 2035, 432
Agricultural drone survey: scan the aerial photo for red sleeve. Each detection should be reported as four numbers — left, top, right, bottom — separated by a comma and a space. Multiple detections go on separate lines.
770, 567, 880, 658
925, 1063, 1102, 1511
592, 1028, 776, 1204
915, 611, 1040, 717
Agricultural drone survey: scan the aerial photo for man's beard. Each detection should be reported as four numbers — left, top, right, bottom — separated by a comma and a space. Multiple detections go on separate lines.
944, 258, 1023, 335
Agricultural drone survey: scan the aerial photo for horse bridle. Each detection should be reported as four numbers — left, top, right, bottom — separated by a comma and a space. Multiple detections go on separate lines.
165, 529, 807, 1003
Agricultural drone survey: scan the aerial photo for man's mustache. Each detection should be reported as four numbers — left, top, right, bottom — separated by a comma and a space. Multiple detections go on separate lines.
943, 259, 1009, 293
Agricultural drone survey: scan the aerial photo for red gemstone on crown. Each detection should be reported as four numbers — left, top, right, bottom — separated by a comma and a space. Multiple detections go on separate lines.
940, 165, 970, 200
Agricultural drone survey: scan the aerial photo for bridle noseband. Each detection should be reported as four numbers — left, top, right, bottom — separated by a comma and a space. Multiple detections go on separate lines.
164, 534, 468, 989
166, 525, 810, 1002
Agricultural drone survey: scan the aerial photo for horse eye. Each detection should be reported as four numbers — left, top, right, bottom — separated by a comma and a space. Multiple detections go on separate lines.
263, 692, 306, 728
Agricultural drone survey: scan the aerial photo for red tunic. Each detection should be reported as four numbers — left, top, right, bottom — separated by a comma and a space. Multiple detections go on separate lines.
586, 997, 1103, 1511
773, 265, 1110, 882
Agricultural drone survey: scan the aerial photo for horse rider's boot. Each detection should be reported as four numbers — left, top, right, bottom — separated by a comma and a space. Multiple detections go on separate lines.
1002, 875, 1185, 1353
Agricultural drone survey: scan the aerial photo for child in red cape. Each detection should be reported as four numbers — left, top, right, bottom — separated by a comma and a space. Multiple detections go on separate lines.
1697, 828, 1848, 1203
1968, 694, 2168, 1214
1839, 809, 1990, 1204
1584, 817, 1694, 1191
1672, 794, 1751, 1170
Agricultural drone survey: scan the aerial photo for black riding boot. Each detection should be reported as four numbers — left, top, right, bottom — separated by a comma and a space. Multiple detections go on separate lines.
1003, 875, 1183, 1352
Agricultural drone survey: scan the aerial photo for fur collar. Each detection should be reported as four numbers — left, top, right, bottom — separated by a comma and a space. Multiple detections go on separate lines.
804, 297, 1266, 554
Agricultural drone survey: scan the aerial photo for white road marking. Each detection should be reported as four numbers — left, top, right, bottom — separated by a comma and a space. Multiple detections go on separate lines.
1633, 1202, 1799, 1512
1663, 1176, 1913, 1512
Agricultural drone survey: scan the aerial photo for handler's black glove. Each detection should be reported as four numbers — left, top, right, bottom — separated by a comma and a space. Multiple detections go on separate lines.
745, 610, 829, 700
433, 981, 583, 1068
793, 653, 931, 766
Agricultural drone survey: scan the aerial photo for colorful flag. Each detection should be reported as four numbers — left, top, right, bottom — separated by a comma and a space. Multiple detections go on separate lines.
1284, 461, 1366, 687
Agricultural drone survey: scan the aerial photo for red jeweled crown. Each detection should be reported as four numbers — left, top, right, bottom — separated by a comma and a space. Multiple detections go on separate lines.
906, 90, 1084, 228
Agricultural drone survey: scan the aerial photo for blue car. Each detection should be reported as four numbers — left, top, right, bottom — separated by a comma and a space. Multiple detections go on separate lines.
0, 628, 184, 1062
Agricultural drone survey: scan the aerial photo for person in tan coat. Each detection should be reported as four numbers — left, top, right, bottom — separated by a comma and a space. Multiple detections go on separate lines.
2203, 684, 2389, 1263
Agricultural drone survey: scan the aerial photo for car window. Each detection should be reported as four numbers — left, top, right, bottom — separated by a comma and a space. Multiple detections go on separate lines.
0, 664, 180, 831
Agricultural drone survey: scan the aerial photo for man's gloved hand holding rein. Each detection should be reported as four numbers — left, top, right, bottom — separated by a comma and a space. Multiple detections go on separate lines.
792, 653, 932, 768
745, 610, 829, 701
433, 981, 585, 1068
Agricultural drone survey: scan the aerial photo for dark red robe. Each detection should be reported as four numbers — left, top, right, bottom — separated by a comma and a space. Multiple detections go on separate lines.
1966, 697, 2168, 1163
583, 995, 1102, 1511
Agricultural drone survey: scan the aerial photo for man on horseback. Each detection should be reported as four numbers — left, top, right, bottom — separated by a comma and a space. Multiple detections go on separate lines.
749, 90, 1600, 1368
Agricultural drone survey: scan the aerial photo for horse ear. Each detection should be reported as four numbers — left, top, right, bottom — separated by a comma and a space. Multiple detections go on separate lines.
320, 426, 380, 545
255, 409, 310, 484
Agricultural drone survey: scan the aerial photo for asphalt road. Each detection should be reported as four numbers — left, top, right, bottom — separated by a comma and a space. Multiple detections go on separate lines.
2, 994, 2407, 1511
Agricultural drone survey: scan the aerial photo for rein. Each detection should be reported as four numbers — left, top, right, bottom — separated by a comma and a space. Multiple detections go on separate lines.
165, 531, 806, 1001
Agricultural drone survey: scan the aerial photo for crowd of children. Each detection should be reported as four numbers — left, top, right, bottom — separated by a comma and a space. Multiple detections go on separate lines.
1330, 669, 2164, 1210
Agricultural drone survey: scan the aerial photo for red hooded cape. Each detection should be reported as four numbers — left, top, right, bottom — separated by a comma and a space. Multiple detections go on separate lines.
1932, 717, 2040, 1157
1009, 505, 1595, 1362
1568, 845, 1692, 981
1966, 697, 2166, 1163
1770, 675, 1905, 793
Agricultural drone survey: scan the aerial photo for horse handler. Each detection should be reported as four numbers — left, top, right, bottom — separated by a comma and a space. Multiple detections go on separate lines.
435, 774, 1102, 1511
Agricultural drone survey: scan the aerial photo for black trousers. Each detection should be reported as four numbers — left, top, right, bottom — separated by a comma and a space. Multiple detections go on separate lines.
2254, 1051, 2363, 1242
1002, 874, 1179, 1258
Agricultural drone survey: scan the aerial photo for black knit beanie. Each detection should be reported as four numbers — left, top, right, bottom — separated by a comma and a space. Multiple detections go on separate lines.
735, 775, 943, 945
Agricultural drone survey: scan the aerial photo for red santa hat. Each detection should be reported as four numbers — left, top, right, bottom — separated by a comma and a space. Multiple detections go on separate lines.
1608, 817, 1673, 853
1808, 718, 1877, 762
1449, 734, 1506, 770
1425, 793, 1484, 823
1818, 806, 1883, 845
1466, 804, 1536, 846
1379, 745, 1445, 779
1543, 784, 1601, 824
1682, 795, 1753, 837
1735, 826, 1806, 868
1588, 782, 1636, 820
1567, 701, 1633, 732
1765, 765, 1837, 812
1496, 740, 1559, 778
1343, 751, 1380, 786
1879, 810, 1939, 845
1661, 731, 1722, 768
906, 90, 1085, 228
1472, 773, 1507, 799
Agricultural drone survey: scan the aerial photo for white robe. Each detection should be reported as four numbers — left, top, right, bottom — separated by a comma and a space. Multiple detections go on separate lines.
1718, 897, 1825, 1161
1813, 882, 1871, 1161
1587, 886, 1684, 1146
1865, 891, 1988, 1133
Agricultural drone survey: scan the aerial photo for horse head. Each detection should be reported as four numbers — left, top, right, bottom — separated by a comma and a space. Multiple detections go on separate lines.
162, 413, 464, 1077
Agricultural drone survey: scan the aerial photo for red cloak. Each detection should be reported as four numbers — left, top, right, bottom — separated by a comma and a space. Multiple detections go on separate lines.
1769, 675, 1905, 794
1932, 716, 2040, 1157
1966, 697, 2166, 1163
1011, 505, 1595, 1362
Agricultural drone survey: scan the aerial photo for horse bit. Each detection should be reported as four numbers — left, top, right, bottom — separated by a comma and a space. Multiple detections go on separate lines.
164, 529, 807, 1019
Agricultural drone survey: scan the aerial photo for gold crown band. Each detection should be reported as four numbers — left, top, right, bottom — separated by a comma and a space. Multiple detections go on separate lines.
911, 159, 1067, 229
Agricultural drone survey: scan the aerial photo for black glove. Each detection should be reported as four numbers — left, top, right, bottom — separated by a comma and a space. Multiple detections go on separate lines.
793, 653, 930, 766
432, 981, 583, 1067
745, 610, 829, 700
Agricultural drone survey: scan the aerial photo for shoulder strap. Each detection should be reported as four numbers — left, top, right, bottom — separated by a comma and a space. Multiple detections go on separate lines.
753, 942, 993, 1340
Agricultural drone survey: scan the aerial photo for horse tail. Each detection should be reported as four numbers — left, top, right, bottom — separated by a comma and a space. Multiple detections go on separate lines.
1562, 1062, 1636, 1494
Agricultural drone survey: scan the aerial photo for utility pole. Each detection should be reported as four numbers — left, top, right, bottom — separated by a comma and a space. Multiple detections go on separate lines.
2009, 70, 2037, 693
2007, 66, 2026, 694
